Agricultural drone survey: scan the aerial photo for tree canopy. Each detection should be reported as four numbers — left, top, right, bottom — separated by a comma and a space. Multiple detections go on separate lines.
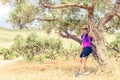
7, 0, 38, 29
2, 0, 120, 32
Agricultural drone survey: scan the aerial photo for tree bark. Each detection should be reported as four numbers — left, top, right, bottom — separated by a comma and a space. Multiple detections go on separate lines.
94, 34, 110, 65
87, 0, 120, 66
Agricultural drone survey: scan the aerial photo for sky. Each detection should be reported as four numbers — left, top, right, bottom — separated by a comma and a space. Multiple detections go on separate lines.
0, 0, 40, 29
0, 1, 13, 29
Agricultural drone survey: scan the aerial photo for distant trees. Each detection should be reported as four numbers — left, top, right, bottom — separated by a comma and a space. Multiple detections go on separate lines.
107, 33, 120, 60
0, 48, 12, 60
12, 35, 26, 56
8, 33, 80, 61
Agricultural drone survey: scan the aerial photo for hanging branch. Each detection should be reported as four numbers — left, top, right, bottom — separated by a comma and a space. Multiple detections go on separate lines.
36, 18, 58, 22
39, 0, 94, 10
59, 31, 81, 44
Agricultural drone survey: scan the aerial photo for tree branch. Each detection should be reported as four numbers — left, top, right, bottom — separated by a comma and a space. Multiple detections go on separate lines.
59, 31, 81, 44
98, 0, 120, 28
91, 0, 97, 8
98, 13, 115, 28
39, 0, 90, 10
106, 44, 120, 53
29, 17, 58, 22
36, 18, 58, 22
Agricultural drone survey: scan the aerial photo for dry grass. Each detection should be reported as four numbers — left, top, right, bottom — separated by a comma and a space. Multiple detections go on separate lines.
0, 57, 120, 80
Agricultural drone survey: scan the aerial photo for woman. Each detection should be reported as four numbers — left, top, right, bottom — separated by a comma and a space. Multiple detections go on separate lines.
75, 25, 92, 77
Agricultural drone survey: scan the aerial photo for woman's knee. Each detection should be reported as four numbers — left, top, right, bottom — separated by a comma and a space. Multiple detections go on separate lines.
82, 57, 87, 63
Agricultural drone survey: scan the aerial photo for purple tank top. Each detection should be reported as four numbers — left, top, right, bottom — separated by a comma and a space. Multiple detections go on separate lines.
81, 33, 92, 48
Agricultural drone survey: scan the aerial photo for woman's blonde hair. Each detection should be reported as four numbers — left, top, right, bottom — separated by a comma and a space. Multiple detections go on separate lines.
82, 25, 88, 29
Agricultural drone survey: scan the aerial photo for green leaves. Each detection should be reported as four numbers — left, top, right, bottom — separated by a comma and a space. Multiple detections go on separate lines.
82, 0, 88, 6
12, 34, 26, 56
95, 0, 113, 14
8, 0, 38, 28
13, 35, 25, 46
26, 33, 38, 48
49, 38, 62, 51
0, 48, 13, 60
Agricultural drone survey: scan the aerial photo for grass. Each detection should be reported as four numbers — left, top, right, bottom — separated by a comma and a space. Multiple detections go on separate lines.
0, 58, 94, 80
0, 57, 120, 80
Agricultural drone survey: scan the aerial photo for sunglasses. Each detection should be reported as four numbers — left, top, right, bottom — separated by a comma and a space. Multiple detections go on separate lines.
82, 28, 87, 30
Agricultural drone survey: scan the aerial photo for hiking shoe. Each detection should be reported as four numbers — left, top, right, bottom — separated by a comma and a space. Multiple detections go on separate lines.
75, 73, 83, 77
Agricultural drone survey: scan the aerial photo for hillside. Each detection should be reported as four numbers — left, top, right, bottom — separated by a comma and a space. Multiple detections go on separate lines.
0, 27, 79, 49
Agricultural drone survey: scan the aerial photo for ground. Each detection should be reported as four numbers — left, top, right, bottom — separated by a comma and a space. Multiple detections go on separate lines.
0, 57, 120, 80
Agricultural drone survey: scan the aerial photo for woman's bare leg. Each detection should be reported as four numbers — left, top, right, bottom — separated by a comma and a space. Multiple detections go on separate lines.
79, 58, 82, 71
80, 57, 87, 74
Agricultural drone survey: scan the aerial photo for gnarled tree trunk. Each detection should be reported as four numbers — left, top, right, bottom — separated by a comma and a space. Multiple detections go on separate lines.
87, 6, 110, 66
87, 0, 120, 66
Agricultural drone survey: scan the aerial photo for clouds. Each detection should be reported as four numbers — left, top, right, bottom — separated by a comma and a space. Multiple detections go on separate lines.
0, 2, 11, 19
